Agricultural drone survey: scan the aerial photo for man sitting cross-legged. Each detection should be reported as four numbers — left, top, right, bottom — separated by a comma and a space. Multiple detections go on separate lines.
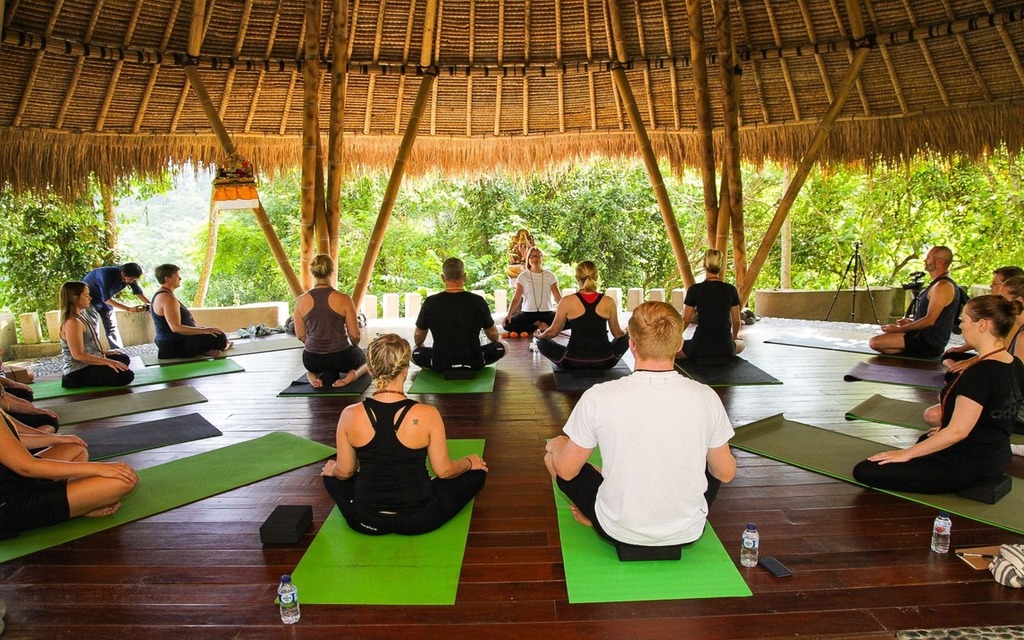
413, 257, 507, 373
545, 301, 737, 549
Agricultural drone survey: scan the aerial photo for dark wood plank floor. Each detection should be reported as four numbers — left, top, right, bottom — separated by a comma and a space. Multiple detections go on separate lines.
3, 321, 1023, 639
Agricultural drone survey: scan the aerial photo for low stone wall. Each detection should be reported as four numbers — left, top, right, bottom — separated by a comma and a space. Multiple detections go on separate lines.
755, 287, 905, 324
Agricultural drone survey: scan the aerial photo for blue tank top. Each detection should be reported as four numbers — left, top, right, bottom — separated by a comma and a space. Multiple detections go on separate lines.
150, 289, 196, 343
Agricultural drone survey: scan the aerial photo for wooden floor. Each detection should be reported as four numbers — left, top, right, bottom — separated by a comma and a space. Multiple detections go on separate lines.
3, 320, 1024, 639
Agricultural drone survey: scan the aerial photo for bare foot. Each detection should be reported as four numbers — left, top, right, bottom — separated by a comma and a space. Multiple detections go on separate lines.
307, 373, 323, 388
223, 341, 234, 351
332, 370, 357, 388
84, 502, 121, 518
570, 505, 593, 527
204, 350, 223, 357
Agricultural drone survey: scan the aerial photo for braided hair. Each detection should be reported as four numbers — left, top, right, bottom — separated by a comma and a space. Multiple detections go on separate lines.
366, 333, 412, 391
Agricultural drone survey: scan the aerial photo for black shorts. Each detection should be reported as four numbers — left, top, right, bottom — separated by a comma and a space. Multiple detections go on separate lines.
902, 331, 945, 359
555, 463, 617, 543
0, 478, 70, 534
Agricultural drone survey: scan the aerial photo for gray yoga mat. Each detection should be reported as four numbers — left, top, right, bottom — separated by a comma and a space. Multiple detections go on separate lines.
141, 336, 303, 365
47, 386, 208, 426
674, 356, 780, 387
843, 361, 945, 389
74, 412, 223, 459
551, 361, 632, 392
278, 373, 372, 397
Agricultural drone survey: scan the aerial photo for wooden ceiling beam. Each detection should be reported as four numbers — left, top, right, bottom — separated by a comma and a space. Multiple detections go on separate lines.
829, 0, 870, 115
523, 0, 530, 135
217, 0, 254, 120
797, 0, 834, 103
762, 0, 800, 121
860, 0, 899, 114
363, 0, 387, 134
494, 0, 505, 135
734, 0, 769, 124
583, 0, 596, 131
300, 0, 324, 285
658, 0, 679, 130
245, 0, 283, 133
465, 0, 475, 136
602, 0, 624, 130
279, 4, 309, 135
555, 0, 565, 132
687, 0, 718, 245
901, 0, 950, 107
429, 0, 442, 135
713, 0, 746, 283
981, 0, 1024, 90
96, 0, 143, 131
939, 0, 991, 101
14, 0, 64, 126
631, 0, 656, 128
172, 0, 216, 133
326, 0, 349, 269
135, 0, 183, 133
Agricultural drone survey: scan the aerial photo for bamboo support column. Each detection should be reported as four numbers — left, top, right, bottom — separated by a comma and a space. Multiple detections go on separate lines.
256, 202, 304, 297
99, 179, 117, 260
300, 0, 324, 290
193, 188, 220, 307
715, 163, 731, 254
351, 0, 440, 310
739, 51, 871, 303
713, 0, 746, 285
780, 165, 792, 288
326, 0, 350, 281
606, 0, 694, 287
686, 0, 718, 246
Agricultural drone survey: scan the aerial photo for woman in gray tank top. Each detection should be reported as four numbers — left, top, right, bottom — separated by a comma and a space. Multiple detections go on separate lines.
58, 281, 134, 389
293, 255, 367, 388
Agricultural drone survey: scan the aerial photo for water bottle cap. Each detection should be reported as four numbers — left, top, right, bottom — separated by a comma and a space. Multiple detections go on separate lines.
746, 523, 757, 530
938, 512, 949, 518
280, 574, 291, 583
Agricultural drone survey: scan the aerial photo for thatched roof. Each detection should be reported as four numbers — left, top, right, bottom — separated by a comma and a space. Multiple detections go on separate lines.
2, 0, 1024, 198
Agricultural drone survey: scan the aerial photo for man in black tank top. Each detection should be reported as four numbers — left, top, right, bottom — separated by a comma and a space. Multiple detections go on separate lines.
869, 246, 959, 359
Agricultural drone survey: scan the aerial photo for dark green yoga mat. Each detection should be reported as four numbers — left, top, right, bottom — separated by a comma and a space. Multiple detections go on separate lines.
408, 366, 496, 394
843, 361, 945, 390
553, 450, 751, 603
48, 386, 207, 425
551, 361, 632, 392
0, 432, 334, 563
75, 412, 223, 459
141, 337, 303, 365
31, 359, 244, 400
731, 414, 1024, 536
764, 333, 943, 361
278, 373, 372, 397
845, 394, 1024, 445
289, 439, 485, 605
674, 357, 780, 387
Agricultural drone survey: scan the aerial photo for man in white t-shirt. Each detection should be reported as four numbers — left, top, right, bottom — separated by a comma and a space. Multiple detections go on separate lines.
544, 301, 736, 547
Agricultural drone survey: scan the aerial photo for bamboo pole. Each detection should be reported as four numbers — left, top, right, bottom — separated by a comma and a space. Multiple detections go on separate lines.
326, 0, 349, 281
713, 0, 746, 286
99, 179, 117, 261
314, 149, 330, 256
738, 46, 872, 304
715, 163, 731, 254
351, 0, 440, 310
780, 165, 792, 289
686, 0, 718, 246
256, 201, 304, 298
194, 187, 220, 307
299, 0, 323, 291
605, 0, 694, 287
182, 66, 235, 156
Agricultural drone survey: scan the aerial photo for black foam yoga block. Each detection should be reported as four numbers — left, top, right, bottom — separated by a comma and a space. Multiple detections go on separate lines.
444, 369, 476, 380
615, 543, 683, 562
570, 368, 607, 378
260, 505, 313, 544
956, 475, 1012, 504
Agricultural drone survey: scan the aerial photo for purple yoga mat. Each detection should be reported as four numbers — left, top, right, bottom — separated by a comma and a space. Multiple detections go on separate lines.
843, 361, 945, 389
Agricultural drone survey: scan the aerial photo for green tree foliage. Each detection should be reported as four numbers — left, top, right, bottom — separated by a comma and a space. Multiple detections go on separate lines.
0, 189, 109, 327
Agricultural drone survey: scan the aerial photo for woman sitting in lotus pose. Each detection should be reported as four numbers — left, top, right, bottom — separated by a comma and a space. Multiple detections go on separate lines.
150, 264, 231, 360
58, 281, 134, 389
502, 248, 561, 337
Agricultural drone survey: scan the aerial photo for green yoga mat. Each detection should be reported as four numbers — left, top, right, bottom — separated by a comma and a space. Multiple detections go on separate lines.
141, 337, 303, 365
845, 394, 1024, 445
0, 432, 334, 563
48, 386, 208, 425
31, 359, 244, 400
408, 366, 496, 394
278, 373, 372, 397
290, 439, 484, 605
731, 414, 1024, 536
553, 450, 751, 604
674, 357, 781, 387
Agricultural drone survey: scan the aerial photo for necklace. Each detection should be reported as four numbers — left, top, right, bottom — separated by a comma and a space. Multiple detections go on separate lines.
527, 270, 546, 312
939, 346, 1007, 424
373, 389, 406, 397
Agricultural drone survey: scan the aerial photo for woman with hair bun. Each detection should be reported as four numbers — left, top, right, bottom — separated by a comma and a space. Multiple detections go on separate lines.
854, 295, 1024, 493
676, 249, 744, 360
293, 254, 367, 388
321, 334, 487, 535
534, 261, 628, 370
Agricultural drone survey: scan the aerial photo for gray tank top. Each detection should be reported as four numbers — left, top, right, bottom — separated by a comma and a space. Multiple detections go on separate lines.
60, 308, 105, 375
302, 287, 351, 354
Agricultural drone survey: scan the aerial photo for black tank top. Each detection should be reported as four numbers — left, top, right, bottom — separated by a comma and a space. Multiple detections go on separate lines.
566, 292, 613, 360
911, 275, 960, 350
353, 398, 431, 511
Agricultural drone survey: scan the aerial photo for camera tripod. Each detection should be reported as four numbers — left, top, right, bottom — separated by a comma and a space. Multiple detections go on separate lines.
824, 241, 880, 324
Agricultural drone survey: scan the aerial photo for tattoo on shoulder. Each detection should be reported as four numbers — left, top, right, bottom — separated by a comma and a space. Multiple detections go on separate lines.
412, 418, 419, 425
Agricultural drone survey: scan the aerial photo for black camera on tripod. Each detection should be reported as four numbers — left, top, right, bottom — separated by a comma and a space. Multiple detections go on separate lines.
901, 271, 926, 291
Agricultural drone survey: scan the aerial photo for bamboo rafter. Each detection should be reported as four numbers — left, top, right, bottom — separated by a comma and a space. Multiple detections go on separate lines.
861, 0, 901, 115
134, 0, 183, 133
901, 0, 950, 107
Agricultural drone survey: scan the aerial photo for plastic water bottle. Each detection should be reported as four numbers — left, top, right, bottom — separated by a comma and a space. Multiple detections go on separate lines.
931, 512, 952, 554
529, 337, 538, 352
248, 323, 257, 342
740, 523, 759, 567
278, 574, 300, 624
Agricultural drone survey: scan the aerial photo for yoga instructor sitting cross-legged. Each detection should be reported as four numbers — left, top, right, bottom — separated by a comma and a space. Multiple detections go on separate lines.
150, 264, 232, 360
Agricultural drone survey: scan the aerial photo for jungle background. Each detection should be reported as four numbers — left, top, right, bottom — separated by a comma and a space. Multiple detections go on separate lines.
1, 150, 1021, 324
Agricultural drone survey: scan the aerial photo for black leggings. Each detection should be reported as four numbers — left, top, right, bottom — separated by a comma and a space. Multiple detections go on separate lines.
302, 347, 366, 387
503, 311, 556, 335
537, 334, 629, 370
61, 352, 134, 388
412, 342, 505, 373
323, 471, 486, 535
9, 411, 59, 432
852, 456, 988, 494
156, 332, 229, 359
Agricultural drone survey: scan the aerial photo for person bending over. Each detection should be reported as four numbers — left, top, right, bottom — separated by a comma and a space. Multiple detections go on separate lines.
534, 261, 627, 370
502, 248, 561, 336
321, 334, 487, 535
58, 281, 134, 389
150, 264, 231, 360
293, 255, 368, 388
854, 295, 1024, 493
545, 301, 736, 548
413, 257, 506, 373
0, 406, 137, 537
676, 249, 745, 360
869, 246, 960, 359
82, 262, 151, 349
